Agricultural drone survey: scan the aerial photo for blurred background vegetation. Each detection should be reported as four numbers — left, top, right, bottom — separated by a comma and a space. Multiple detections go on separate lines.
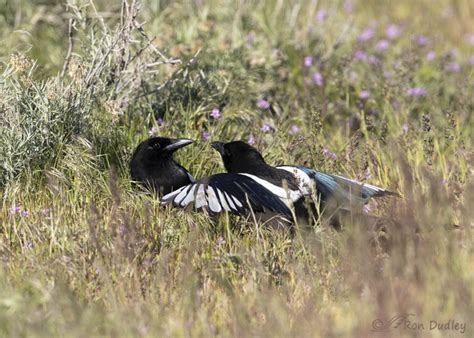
0, 0, 473, 337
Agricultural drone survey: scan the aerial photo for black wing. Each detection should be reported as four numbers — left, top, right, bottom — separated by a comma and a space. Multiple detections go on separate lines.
160, 173, 292, 218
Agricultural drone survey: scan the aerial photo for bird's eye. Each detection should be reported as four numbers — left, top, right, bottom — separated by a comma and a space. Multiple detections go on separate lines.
148, 143, 161, 150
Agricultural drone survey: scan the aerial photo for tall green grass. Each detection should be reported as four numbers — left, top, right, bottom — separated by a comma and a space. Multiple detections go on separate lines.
1, 0, 473, 337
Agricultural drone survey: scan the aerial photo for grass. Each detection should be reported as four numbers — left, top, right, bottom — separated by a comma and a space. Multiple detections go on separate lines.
0, 0, 473, 337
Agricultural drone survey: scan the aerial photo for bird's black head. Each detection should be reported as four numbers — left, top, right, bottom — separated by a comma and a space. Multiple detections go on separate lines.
211, 140, 267, 173
133, 137, 194, 162
130, 137, 194, 196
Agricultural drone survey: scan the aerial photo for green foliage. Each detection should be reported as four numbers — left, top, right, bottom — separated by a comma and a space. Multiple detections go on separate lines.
0, 0, 473, 337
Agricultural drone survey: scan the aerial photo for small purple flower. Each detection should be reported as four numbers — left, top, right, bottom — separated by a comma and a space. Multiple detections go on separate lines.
406, 87, 427, 96
157, 117, 164, 126
468, 56, 474, 65
465, 34, 474, 45
216, 236, 226, 246
311, 72, 323, 87
426, 51, 436, 61
402, 123, 409, 134
383, 70, 392, 78
315, 9, 328, 22
456, 148, 465, 157
9, 205, 21, 215
271, 48, 281, 58
148, 126, 158, 136
322, 148, 337, 161
353, 50, 367, 60
248, 135, 256, 145
21, 210, 29, 217
257, 99, 270, 109
261, 123, 272, 133
303, 56, 313, 67
201, 130, 209, 141
245, 33, 255, 46
349, 71, 358, 82
343, 0, 353, 13
210, 108, 221, 119
358, 90, 371, 99
375, 39, 389, 51
445, 62, 460, 72
367, 54, 380, 64
385, 24, 401, 39
289, 125, 300, 135
412, 34, 430, 46
357, 27, 375, 42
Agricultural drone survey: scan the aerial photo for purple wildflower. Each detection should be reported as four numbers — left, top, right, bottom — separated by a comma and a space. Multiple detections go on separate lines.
9, 205, 21, 215
201, 130, 209, 141
412, 34, 430, 46
375, 39, 389, 51
385, 24, 401, 39
245, 33, 255, 46
426, 51, 436, 61
315, 9, 328, 22
289, 125, 300, 135
456, 148, 466, 157
257, 99, 270, 109
349, 71, 358, 82
383, 70, 392, 78
406, 87, 427, 96
248, 135, 256, 145
322, 148, 337, 161
367, 54, 380, 64
148, 126, 158, 136
261, 123, 272, 133
358, 27, 375, 42
358, 90, 371, 99
210, 108, 221, 119
402, 123, 409, 134
343, 0, 353, 12
216, 236, 226, 246
353, 50, 367, 60
271, 48, 281, 58
445, 62, 460, 72
21, 210, 29, 217
303, 56, 313, 67
465, 34, 474, 45
157, 117, 164, 126
311, 72, 324, 86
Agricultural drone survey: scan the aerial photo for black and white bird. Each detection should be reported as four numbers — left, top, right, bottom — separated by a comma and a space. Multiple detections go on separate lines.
130, 137, 194, 196
161, 140, 398, 225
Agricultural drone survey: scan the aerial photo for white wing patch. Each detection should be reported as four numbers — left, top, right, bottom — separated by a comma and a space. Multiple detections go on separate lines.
161, 180, 246, 213
206, 186, 221, 213
276, 166, 314, 195
216, 188, 231, 211
239, 173, 303, 207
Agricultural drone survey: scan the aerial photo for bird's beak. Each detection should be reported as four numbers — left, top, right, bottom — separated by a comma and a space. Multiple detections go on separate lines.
164, 138, 194, 152
211, 141, 225, 155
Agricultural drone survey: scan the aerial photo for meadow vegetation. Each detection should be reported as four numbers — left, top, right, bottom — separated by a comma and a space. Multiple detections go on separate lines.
0, 0, 473, 336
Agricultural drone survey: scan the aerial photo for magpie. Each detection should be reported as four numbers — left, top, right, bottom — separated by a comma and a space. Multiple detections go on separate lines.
161, 140, 398, 225
130, 137, 194, 196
